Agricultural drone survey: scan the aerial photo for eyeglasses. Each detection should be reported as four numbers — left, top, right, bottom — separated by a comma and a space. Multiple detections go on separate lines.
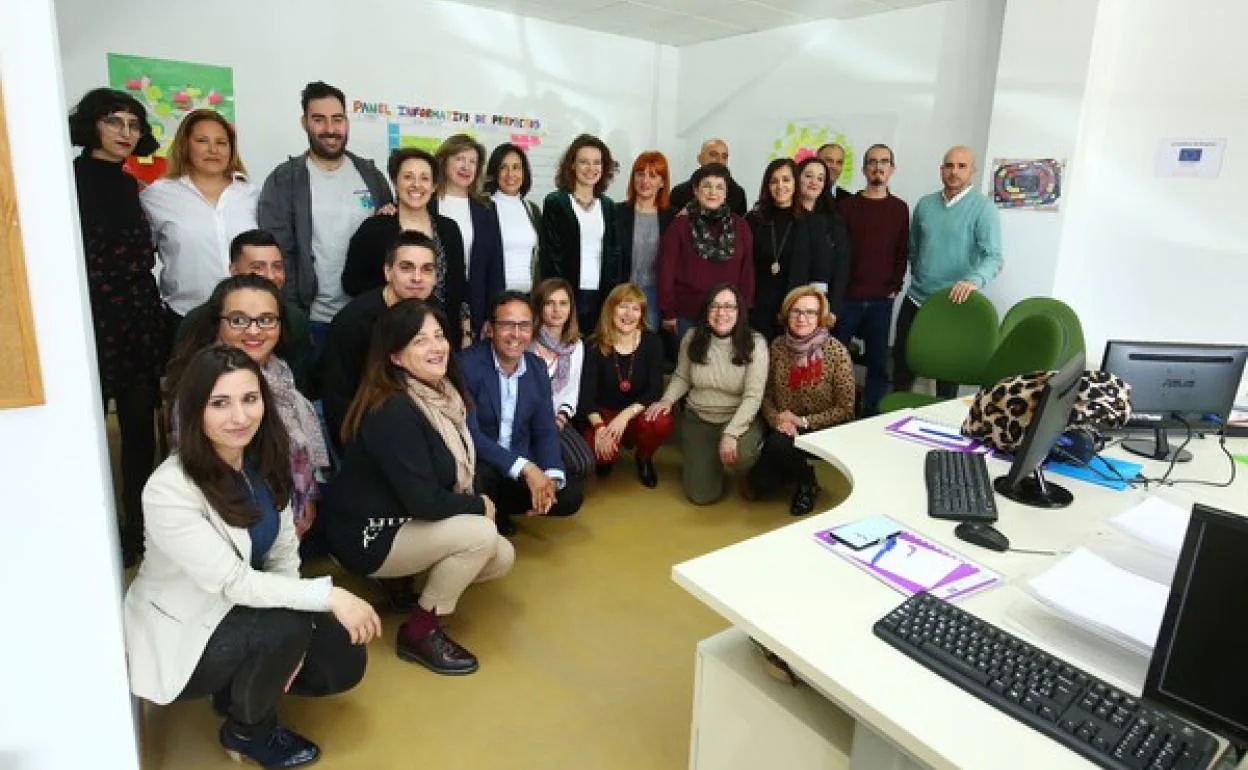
789, 308, 821, 319
709, 303, 739, 313
493, 320, 533, 333
99, 115, 144, 134
220, 312, 281, 331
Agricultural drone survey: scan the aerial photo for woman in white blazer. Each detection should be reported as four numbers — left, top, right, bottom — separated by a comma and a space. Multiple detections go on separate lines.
124, 344, 380, 768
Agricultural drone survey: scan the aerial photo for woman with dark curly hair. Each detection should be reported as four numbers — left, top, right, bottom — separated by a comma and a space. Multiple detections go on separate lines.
540, 134, 621, 333
68, 87, 165, 566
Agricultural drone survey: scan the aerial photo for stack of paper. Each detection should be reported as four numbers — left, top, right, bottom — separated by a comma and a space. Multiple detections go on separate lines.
1026, 548, 1170, 656
1110, 497, 1191, 556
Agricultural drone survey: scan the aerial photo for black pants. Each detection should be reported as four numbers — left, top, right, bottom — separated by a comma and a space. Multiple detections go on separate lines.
104, 378, 160, 535
178, 607, 366, 739
576, 289, 601, 338
891, 297, 958, 398
477, 462, 584, 523
749, 430, 816, 497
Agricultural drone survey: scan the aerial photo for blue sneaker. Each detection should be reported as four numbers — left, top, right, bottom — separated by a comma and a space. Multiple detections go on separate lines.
219, 723, 320, 768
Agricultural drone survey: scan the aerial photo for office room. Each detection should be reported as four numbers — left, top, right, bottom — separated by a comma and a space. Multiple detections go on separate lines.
1, 0, 1246, 768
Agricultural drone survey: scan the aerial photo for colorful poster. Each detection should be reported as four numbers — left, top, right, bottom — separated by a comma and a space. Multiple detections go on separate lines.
769, 121, 853, 188
107, 53, 235, 183
992, 158, 1064, 211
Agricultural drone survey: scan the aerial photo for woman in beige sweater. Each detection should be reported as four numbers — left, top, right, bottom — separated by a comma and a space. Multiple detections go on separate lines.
750, 286, 856, 515
645, 283, 768, 504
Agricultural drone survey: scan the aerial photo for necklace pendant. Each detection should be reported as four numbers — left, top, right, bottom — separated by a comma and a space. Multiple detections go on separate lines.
619, 379, 632, 393
770, 261, 780, 276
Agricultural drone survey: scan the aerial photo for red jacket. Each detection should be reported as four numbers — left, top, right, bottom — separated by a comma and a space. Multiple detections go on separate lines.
657, 214, 754, 321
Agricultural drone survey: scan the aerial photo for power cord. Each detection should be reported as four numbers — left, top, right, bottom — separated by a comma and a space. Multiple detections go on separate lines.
1160, 414, 1237, 489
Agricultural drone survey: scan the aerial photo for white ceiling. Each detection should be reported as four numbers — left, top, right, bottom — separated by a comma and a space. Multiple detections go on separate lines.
446, 0, 946, 46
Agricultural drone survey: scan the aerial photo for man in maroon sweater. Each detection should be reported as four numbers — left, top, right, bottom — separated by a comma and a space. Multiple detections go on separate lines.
836, 144, 909, 415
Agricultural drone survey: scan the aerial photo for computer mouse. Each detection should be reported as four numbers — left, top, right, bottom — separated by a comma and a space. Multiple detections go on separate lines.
954, 521, 1011, 552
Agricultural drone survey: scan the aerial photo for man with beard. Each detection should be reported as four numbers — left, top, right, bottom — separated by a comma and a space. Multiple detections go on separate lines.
836, 144, 909, 415
258, 81, 393, 358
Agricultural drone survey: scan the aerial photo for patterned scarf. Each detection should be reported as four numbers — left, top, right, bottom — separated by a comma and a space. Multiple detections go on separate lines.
261, 357, 330, 469
784, 327, 830, 390
535, 327, 575, 395
405, 376, 475, 494
685, 200, 736, 263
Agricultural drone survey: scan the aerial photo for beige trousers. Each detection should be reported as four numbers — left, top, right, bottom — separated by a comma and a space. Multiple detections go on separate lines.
371, 514, 515, 614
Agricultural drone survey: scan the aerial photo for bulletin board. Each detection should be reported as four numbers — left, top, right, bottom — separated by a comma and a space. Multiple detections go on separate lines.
0, 80, 45, 408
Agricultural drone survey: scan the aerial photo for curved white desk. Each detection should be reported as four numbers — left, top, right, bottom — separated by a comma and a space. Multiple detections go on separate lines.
674, 400, 1247, 770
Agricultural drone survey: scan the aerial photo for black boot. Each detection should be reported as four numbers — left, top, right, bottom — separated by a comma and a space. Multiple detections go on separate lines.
635, 456, 658, 488
219, 723, 320, 769
789, 466, 820, 516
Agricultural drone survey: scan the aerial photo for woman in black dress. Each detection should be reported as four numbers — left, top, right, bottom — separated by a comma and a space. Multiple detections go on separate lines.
68, 88, 166, 565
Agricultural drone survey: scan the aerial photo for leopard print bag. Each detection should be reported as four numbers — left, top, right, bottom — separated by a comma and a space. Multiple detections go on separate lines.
961, 370, 1132, 453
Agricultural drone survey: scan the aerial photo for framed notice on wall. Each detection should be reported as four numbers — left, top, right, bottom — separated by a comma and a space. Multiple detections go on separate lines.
0, 80, 46, 408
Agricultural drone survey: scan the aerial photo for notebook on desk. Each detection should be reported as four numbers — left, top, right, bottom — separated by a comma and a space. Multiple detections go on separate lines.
814, 516, 1001, 602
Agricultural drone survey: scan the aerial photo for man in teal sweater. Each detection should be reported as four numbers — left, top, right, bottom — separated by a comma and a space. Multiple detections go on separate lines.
893, 145, 1003, 396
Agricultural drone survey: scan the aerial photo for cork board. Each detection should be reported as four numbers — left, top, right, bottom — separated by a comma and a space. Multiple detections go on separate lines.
0, 80, 45, 408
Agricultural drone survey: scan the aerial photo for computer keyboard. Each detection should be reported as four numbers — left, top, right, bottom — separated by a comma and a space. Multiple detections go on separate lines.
874, 592, 1221, 770
925, 450, 999, 522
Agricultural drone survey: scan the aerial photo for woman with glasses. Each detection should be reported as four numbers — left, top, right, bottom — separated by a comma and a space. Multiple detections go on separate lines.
644, 283, 767, 504
167, 275, 330, 538
142, 110, 259, 328
540, 134, 620, 333
794, 157, 851, 317
747, 158, 831, 341
68, 87, 165, 566
657, 163, 754, 343
749, 286, 855, 515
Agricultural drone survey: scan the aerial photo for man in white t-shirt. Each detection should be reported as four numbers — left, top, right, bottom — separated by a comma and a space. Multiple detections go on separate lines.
258, 81, 393, 354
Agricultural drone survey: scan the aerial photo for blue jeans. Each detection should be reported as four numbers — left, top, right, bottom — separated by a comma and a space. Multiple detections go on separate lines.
834, 298, 893, 416
641, 286, 660, 333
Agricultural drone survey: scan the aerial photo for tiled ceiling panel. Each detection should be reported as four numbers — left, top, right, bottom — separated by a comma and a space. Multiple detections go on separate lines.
446, 0, 947, 45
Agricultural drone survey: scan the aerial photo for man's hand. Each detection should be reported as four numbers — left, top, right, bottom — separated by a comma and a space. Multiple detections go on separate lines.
949, 281, 978, 304
521, 463, 556, 515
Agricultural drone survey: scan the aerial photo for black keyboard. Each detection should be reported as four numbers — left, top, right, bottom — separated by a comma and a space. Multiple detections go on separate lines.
874, 592, 1221, 770
925, 450, 999, 522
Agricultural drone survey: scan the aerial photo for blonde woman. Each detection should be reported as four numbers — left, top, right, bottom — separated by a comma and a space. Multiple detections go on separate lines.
142, 109, 258, 322
750, 286, 855, 515
580, 283, 672, 487
432, 133, 504, 337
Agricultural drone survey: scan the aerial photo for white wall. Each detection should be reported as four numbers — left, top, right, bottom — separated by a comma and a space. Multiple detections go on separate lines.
1052, 0, 1248, 359
55, 0, 678, 200
978, 0, 1100, 315
673, 0, 1006, 204
0, 1, 141, 768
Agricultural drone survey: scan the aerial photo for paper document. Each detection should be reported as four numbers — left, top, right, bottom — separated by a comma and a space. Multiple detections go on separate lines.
871, 539, 961, 587
884, 416, 989, 454
1027, 548, 1169, 653
1111, 497, 1191, 556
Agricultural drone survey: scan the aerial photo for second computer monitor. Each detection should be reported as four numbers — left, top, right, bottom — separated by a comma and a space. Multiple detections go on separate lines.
1101, 340, 1248, 462
993, 351, 1085, 508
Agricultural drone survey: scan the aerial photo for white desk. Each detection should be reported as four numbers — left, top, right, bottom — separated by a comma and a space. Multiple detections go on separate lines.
674, 400, 1247, 770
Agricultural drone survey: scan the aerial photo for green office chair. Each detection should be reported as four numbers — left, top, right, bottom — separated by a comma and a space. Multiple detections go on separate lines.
879, 292, 1000, 413
999, 297, 1086, 367
976, 314, 1064, 386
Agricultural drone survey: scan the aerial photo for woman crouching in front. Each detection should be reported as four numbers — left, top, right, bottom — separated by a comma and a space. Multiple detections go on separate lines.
322, 299, 514, 675
124, 344, 380, 769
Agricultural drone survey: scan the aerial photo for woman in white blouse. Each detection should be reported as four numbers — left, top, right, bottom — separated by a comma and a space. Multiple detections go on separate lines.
432, 134, 504, 339
529, 278, 593, 478
485, 142, 541, 292
142, 109, 259, 323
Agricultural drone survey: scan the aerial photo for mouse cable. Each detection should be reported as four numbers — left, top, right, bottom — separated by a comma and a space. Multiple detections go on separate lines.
1008, 546, 1061, 556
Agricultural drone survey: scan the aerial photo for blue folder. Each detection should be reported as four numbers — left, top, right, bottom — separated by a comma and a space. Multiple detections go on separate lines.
1044, 455, 1143, 491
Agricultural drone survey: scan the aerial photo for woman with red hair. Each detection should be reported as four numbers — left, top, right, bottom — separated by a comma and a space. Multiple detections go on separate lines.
616, 151, 673, 332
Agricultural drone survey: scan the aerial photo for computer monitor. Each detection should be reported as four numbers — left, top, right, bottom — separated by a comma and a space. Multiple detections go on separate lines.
1144, 503, 1248, 748
993, 351, 1085, 509
1101, 340, 1248, 463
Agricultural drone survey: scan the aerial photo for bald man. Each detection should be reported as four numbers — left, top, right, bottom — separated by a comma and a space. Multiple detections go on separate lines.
816, 143, 852, 204
668, 138, 748, 215
893, 145, 1003, 397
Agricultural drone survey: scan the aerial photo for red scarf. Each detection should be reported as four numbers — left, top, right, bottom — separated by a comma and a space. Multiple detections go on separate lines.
785, 327, 829, 390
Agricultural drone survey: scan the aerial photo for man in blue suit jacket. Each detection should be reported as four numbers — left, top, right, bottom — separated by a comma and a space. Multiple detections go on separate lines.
460, 291, 584, 536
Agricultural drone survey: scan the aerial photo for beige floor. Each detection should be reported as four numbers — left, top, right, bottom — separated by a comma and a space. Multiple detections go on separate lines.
120, 433, 850, 770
